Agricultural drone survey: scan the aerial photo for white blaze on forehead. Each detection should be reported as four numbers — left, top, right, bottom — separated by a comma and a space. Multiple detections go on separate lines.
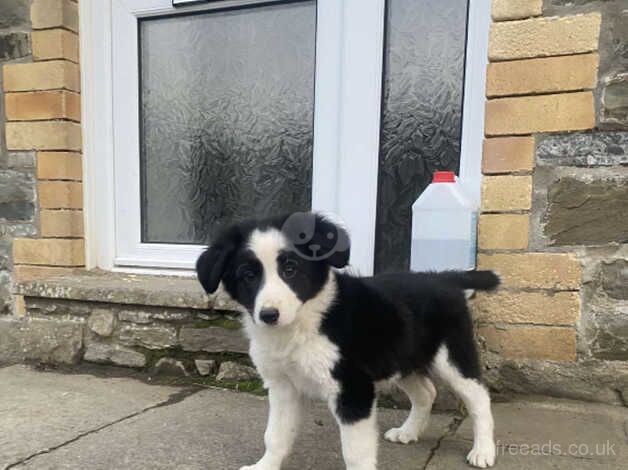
248, 228, 287, 270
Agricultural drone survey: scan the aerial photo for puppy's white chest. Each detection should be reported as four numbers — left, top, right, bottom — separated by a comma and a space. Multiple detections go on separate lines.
250, 330, 340, 400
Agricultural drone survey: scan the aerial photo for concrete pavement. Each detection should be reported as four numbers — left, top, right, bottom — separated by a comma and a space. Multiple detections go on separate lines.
1, 364, 626, 469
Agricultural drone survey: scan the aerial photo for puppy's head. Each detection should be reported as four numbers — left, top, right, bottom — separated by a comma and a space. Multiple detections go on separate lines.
196, 213, 350, 327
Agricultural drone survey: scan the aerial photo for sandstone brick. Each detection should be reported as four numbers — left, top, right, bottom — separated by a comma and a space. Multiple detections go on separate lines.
478, 214, 529, 250
485, 92, 595, 136
40, 210, 83, 237
5, 121, 81, 150
481, 175, 532, 212
3, 61, 80, 92
492, 0, 542, 21
31, 0, 78, 32
13, 265, 76, 283
487, 54, 599, 97
479, 325, 576, 361
38, 181, 82, 209
489, 13, 602, 61
477, 253, 581, 289
483, 137, 535, 174
37, 152, 82, 180
32, 29, 79, 62
15, 295, 26, 317
473, 291, 580, 325
13, 238, 84, 266
5, 91, 80, 121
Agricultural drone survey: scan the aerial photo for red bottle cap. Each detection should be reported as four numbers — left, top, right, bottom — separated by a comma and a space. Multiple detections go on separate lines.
432, 171, 456, 183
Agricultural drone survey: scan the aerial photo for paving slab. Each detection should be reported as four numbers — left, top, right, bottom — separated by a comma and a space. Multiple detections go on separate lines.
427, 397, 628, 470
0, 365, 179, 469
10, 386, 455, 470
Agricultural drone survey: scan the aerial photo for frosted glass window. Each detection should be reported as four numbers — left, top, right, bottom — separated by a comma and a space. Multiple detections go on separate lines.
139, 1, 316, 244
374, 0, 470, 273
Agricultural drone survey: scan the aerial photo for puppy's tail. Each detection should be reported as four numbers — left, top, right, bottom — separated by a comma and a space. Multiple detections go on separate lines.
437, 270, 500, 292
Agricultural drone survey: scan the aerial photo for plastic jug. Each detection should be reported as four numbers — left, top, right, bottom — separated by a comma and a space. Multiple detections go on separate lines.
410, 171, 478, 272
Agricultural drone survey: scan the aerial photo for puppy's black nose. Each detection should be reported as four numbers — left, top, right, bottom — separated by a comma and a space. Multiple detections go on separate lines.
259, 308, 279, 325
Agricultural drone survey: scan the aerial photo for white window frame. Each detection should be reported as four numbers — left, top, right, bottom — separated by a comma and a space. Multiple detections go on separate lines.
81, 0, 490, 275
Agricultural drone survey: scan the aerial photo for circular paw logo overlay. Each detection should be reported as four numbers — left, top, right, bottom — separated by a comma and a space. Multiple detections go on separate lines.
281, 212, 350, 262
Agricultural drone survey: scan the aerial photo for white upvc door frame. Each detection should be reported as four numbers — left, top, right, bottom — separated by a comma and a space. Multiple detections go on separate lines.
81, 0, 490, 275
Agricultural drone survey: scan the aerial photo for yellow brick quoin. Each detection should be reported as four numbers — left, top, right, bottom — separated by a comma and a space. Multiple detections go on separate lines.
40, 210, 84, 238
32, 29, 79, 62
478, 213, 529, 250
485, 91, 595, 135
482, 136, 535, 174
37, 152, 82, 180
13, 238, 85, 266
5, 91, 80, 122
31, 0, 79, 33
5, 121, 81, 151
481, 175, 532, 212
39, 181, 83, 209
473, 290, 580, 326
478, 252, 582, 290
3, 61, 80, 92
492, 0, 543, 21
489, 13, 602, 61
479, 325, 576, 362
486, 54, 599, 97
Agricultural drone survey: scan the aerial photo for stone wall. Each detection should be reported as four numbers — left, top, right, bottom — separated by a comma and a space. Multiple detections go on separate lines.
475, 0, 628, 404
0, 0, 35, 316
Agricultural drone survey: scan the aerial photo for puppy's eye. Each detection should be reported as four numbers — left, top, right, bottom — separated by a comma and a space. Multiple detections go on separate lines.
282, 263, 297, 279
242, 270, 256, 283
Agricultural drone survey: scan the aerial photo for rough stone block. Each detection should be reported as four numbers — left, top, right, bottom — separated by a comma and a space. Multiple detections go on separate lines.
0, 0, 31, 28
38, 181, 82, 209
117, 308, 189, 324
87, 309, 116, 337
152, 358, 189, 376
0, 169, 35, 221
13, 238, 85, 266
216, 361, 259, 382
489, 13, 602, 61
0, 32, 30, 61
119, 324, 177, 350
32, 29, 79, 62
481, 175, 532, 212
492, 0, 542, 21
179, 326, 248, 354
3, 61, 80, 92
40, 209, 83, 237
485, 92, 595, 136
5, 91, 80, 121
31, 0, 79, 32
479, 325, 576, 361
483, 136, 535, 174
7, 151, 36, 169
37, 152, 82, 180
537, 131, 628, 167
478, 214, 529, 250
194, 359, 217, 376
0, 317, 83, 364
84, 343, 146, 368
600, 73, 628, 129
590, 314, 628, 361
5, 121, 82, 151
478, 252, 581, 289
486, 54, 598, 97
473, 290, 579, 325
545, 177, 628, 245
600, 259, 628, 301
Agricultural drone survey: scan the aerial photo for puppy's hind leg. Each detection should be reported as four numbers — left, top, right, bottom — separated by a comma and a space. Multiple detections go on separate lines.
384, 374, 436, 444
432, 345, 495, 468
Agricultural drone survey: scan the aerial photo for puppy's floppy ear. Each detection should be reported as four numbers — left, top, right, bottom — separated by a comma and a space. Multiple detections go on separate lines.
315, 214, 351, 268
196, 229, 240, 293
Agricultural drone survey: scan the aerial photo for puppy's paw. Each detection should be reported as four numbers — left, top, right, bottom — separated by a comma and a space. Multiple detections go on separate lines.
384, 426, 419, 445
466, 440, 496, 468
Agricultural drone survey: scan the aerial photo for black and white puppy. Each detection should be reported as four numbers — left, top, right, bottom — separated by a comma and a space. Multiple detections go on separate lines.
196, 212, 499, 470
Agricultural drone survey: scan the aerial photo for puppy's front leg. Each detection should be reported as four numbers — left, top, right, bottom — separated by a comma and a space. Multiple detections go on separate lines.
240, 380, 301, 470
330, 387, 378, 470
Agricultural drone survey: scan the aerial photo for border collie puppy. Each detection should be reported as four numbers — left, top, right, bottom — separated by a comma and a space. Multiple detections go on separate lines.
196, 212, 499, 470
